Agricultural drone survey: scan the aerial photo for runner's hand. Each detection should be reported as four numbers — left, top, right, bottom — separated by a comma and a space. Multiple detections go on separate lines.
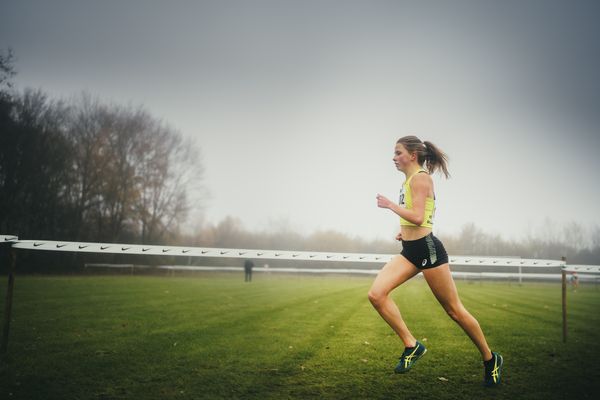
376, 194, 393, 209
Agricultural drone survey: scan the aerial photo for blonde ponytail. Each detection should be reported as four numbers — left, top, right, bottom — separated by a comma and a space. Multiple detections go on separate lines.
397, 136, 450, 178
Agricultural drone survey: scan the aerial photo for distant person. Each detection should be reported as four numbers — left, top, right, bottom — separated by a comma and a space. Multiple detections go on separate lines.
244, 259, 254, 282
571, 271, 579, 291
370, 136, 503, 387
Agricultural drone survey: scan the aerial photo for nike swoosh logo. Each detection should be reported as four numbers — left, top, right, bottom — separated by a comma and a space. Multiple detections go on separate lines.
121, 247, 130, 251
34, 243, 44, 247
162, 249, 170, 253
79, 245, 88, 249
101, 246, 109, 250
56, 244, 67, 248
182, 250, 190, 254
142, 248, 151, 252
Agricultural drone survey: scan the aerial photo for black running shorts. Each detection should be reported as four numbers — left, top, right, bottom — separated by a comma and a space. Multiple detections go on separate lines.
401, 233, 448, 269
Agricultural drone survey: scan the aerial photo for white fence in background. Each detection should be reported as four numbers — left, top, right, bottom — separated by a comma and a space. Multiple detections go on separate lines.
1, 235, 567, 267
1, 234, 599, 353
81, 264, 600, 283
4, 235, 599, 282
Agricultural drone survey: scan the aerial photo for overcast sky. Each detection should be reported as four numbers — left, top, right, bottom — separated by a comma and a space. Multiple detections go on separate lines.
2, 0, 599, 243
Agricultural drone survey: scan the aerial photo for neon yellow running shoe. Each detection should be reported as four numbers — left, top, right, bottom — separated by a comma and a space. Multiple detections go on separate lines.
394, 341, 427, 373
484, 352, 503, 387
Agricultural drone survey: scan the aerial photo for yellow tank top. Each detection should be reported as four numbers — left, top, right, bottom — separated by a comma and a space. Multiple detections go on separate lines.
399, 169, 435, 228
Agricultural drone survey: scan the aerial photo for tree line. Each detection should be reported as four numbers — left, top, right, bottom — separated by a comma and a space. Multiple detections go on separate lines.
0, 49, 203, 244
1, 48, 598, 268
181, 217, 600, 265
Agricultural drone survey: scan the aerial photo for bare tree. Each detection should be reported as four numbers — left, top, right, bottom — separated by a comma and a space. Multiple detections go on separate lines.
592, 225, 600, 250
134, 120, 203, 243
96, 105, 146, 241
65, 94, 111, 240
563, 221, 585, 250
66, 94, 204, 243
0, 48, 15, 92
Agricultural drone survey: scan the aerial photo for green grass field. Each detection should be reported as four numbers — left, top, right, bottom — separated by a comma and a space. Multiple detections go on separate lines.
0, 273, 598, 399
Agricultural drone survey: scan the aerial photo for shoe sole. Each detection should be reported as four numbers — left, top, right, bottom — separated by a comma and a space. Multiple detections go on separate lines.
395, 348, 427, 374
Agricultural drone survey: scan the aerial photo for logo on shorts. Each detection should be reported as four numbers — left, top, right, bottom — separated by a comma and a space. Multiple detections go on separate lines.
422, 259, 428, 267
425, 235, 438, 265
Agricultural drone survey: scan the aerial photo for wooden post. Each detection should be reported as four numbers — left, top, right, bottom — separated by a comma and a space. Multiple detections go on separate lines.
1, 248, 17, 356
561, 256, 567, 344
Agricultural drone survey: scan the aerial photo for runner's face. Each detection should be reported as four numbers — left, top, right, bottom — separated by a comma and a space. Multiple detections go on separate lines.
393, 143, 414, 171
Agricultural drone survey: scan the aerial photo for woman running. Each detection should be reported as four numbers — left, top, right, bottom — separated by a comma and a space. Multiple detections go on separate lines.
369, 135, 503, 387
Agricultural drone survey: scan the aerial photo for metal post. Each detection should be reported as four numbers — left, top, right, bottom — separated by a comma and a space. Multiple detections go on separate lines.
518, 265, 522, 285
561, 256, 567, 343
1, 248, 17, 356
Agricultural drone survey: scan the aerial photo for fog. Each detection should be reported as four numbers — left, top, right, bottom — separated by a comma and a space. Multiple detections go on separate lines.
2, 0, 599, 242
